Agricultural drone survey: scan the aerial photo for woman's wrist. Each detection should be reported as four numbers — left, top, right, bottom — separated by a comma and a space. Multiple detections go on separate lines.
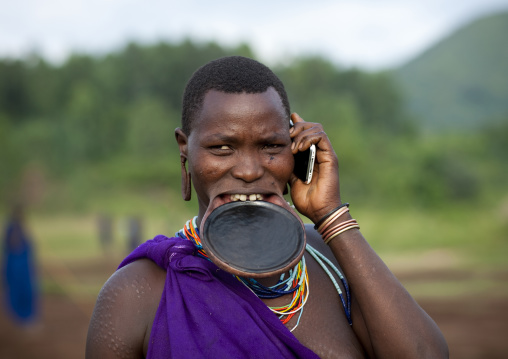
313, 203, 349, 230
313, 204, 359, 245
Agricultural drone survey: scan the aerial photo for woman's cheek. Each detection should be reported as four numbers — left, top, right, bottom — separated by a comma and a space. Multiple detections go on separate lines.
270, 154, 294, 182
199, 161, 228, 182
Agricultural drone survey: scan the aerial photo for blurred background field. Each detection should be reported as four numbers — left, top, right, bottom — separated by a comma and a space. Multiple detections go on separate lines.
1, 3, 508, 358
23, 202, 508, 298
2, 200, 508, 358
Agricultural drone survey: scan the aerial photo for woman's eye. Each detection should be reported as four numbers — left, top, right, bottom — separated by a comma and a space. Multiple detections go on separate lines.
209, 145, 232, 154
263, 144, 282, 150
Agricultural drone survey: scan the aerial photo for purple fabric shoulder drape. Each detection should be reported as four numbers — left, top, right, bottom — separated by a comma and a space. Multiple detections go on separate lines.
118, 235, 319, 359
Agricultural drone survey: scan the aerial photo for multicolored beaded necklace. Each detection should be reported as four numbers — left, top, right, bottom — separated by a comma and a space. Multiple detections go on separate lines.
176, 216, 352, 329
176, 217, 309, 331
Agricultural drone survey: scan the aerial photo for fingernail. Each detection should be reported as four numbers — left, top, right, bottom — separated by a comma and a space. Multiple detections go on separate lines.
291, 142, 296, 150
289, 127, 294, 134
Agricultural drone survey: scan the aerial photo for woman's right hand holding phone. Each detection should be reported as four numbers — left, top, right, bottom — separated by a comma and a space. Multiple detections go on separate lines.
288, 113, 343, 225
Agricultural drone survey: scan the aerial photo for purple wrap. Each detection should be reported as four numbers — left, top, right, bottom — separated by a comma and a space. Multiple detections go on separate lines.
118, 235, 319, 358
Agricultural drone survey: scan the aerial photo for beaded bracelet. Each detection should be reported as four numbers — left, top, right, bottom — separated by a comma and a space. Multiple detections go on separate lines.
313, 203, 349, 230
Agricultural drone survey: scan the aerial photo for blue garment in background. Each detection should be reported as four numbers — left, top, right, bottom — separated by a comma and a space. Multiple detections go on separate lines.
2, 219, 38, 323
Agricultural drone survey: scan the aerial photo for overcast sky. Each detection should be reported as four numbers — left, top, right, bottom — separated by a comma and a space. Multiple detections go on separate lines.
1, 0, 507, 70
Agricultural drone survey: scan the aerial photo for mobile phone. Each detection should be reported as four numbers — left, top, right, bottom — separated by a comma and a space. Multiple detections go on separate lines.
293, 144, 316, 184
289, 119, 316, 184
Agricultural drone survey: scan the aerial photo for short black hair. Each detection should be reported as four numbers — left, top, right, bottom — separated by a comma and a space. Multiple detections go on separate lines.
181, 56, 290, 135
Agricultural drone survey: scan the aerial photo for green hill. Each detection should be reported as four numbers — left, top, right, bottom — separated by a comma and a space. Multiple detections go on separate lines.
394, 11, 508, 131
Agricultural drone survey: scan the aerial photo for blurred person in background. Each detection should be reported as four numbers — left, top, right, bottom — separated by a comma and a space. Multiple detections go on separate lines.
127, 215, 143, 252
86, 56, 448, 358
97, 214, 113, 254
2, 203, 39, 327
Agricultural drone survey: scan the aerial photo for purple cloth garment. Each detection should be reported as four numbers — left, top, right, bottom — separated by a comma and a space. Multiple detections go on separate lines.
119, 235, 319, 359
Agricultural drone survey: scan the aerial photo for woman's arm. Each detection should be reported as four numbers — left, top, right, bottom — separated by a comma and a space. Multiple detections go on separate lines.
324, 220, 447, 358
289, 113, 448, 358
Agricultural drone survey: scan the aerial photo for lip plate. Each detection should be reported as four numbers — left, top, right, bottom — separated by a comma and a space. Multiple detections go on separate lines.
202, 201, 306, 278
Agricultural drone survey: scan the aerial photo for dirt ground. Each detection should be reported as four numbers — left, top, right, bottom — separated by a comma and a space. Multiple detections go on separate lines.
1, 262, 507, 358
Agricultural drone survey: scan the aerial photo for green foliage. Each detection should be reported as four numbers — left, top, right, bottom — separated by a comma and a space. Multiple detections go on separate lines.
0, 59, 33, 120
411, 149, 480, 206
125, 97, 179, 157
0, 38, 505, 214
277, 57, 413, 135
0, 116, 23, 191
394, 11, 508, 131
481, 117, 508, 160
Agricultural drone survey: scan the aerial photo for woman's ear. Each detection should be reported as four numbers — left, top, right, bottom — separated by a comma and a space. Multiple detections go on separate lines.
175, 128, 188, 156
175, 128, 191, 201
180, 155, 192, 201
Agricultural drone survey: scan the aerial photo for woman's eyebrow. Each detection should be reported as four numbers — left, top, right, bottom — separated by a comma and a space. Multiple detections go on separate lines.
258, 133, 287, 143
203, 132, 287, 143
203, 133, 238, 143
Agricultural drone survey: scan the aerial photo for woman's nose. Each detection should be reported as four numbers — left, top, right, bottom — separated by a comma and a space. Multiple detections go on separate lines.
231, 153, 264, 183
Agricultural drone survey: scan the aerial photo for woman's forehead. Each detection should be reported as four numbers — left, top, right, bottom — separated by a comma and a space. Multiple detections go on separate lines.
193, 88, 288, 132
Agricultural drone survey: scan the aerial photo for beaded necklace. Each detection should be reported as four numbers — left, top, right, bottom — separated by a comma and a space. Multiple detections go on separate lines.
176, 217, 309, 331
306, 244, 351, 325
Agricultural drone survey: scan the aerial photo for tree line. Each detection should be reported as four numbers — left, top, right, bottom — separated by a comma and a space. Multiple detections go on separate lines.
1, 40, 504, 210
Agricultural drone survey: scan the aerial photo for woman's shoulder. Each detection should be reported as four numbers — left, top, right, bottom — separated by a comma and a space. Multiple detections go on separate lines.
86, 258, 166, 358
304, 223, 332, 255
113, 258, 167, 296
99, 258, 167, 319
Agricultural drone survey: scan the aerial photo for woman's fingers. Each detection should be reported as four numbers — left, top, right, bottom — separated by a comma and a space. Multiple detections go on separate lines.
290, 113, 326, 153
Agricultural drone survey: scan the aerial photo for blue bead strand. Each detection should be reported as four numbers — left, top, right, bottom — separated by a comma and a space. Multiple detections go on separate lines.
306, 244, 352, 325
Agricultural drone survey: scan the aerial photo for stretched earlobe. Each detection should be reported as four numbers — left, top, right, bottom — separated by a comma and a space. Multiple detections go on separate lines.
181, 155, 192, 201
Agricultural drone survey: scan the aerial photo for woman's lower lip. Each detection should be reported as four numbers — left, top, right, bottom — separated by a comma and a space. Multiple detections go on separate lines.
201, 193, 297, 235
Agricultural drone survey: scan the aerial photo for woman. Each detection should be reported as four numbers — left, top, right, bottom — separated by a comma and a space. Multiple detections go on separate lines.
86, 56, 448, 358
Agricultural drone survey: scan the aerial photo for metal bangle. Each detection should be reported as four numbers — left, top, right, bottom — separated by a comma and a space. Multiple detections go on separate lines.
313, 203, 350, 230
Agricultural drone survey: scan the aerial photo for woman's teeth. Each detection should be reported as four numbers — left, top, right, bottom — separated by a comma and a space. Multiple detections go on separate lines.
230, 194, 264, 202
